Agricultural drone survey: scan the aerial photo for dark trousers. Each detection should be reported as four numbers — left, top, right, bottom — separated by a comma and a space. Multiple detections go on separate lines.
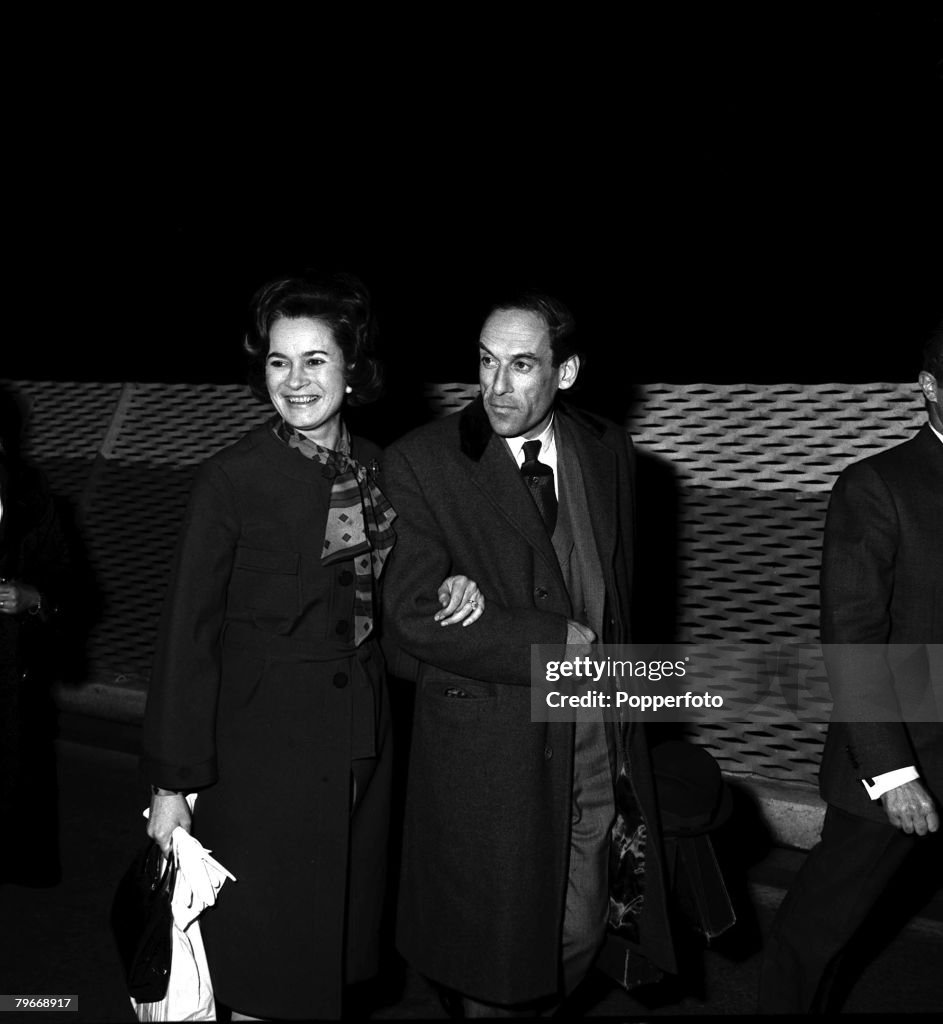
757, 804, 922, 1013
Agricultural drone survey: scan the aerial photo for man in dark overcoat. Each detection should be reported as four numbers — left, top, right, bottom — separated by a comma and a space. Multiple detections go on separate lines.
758, 328, 943, 1013
383, 294, 676, 1016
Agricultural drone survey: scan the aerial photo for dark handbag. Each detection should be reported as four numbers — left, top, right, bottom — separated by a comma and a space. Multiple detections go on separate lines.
110, 842, 177, 1002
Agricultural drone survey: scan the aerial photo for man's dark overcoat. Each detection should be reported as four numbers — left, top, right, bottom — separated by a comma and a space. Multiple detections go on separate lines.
819, 423, 943, 817
382, 397, 675, 1005
141, 419, 392, 1020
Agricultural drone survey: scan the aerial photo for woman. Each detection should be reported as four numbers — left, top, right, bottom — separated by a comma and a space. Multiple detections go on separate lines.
142, 272, 482, 1020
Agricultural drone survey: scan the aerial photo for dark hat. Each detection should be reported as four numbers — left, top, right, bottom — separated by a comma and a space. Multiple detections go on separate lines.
652, 740, 733, 837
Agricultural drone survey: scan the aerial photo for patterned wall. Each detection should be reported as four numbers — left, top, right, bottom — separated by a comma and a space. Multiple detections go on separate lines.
5, 379, 926, 786
425, 382, 926, 785
631, 383, 924, 783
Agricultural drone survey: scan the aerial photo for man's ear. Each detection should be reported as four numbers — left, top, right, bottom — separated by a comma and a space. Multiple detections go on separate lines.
557, 354, 581, 391
918, 371, 939, 405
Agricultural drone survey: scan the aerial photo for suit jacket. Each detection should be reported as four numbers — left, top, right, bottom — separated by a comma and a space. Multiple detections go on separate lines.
819, 423, 943, 822
382, 396, 674, 1004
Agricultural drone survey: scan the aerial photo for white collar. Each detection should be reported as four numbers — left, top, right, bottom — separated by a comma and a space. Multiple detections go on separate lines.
505, 416, 556, 463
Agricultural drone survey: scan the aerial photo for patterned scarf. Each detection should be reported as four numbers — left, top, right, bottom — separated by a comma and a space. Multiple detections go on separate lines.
273, 418, 396, 646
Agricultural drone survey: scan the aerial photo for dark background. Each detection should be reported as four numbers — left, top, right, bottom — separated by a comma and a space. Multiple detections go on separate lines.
6, 9, 942, 390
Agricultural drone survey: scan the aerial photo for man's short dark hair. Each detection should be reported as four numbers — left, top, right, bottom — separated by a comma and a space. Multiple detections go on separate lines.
244, 271, 383, 406
921, 319, 943, 381
487, 292, 580, 366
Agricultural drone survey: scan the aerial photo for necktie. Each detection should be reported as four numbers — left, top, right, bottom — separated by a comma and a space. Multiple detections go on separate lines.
521, 439, 558, 535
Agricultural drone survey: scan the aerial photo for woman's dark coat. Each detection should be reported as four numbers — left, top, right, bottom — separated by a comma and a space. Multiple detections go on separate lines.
141, 419, 392, 1021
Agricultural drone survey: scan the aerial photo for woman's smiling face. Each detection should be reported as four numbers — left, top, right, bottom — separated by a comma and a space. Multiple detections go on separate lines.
265, 317, 349, 446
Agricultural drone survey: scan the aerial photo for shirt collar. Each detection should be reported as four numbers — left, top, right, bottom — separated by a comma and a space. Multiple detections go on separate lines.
929, 421, 943, 446
505, 415, 556, 462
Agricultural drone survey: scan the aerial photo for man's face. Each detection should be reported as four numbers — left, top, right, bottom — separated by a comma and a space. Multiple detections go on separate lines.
478, 309, 578, 438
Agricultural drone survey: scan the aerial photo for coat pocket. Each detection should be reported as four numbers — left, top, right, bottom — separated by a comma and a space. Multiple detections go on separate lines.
419, 677, 497, 721
420, 672, 496, 702
227, 545, 301, 634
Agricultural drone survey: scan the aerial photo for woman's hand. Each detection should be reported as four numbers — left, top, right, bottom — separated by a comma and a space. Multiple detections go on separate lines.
0, 579, 42, 616
435, 574, 485, 627
146, 791, 192, 856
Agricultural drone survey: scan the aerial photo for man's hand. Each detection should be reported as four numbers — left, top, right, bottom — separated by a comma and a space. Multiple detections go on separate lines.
880, 779, 939, 836
565, 620, 596, 657
435, 575, 485, 627
0, 580, 42, 616
146, 792, 192, 855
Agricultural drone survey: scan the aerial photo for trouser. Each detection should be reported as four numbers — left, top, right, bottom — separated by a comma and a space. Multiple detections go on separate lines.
462, 718, 615, 1018
757, 804, 924, 1013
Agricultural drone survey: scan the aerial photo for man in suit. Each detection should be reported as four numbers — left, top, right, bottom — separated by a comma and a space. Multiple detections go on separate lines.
758, 327, 943, 1013
382, 294, 675, 1016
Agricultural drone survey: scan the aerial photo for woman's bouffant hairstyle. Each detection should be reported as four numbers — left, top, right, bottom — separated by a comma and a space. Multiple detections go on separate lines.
244, 271, 383, 407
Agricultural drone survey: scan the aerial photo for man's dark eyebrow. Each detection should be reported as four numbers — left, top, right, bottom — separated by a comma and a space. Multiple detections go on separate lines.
478, 343, 540, 361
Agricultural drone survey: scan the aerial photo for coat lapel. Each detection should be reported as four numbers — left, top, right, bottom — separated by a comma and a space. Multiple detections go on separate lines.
556, 406, 619, 568
459, 396, 564, 580
457, 396, 622, 583
916, 423, 943, 476
469, 432, 565, 580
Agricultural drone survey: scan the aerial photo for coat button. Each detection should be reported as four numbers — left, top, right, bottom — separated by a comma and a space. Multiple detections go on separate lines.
338, 570, 353, 586
544, 745, 553, 760
335, 619, 349, 635
333, 672, 348, 689
535, 587, 549, 600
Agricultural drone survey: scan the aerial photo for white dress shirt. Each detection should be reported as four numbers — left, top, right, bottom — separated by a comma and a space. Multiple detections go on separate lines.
504, 416, 559, 499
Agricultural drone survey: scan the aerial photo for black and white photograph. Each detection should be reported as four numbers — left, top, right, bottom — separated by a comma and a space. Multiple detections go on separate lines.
1, 8, 942, 1020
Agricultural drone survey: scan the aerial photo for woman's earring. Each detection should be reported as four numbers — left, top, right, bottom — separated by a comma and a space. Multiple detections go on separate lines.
345, 385, 353, 394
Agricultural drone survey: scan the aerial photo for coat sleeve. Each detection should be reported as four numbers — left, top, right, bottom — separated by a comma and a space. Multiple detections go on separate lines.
381, 443, 568, 688
820, 460, 914, 777
141, 460, 240, 790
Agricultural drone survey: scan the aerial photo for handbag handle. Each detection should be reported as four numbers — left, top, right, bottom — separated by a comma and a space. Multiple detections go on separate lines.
145, 841, 177, 897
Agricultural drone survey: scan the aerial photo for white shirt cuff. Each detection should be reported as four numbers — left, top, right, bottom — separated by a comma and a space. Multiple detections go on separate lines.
862, 766, 919, 800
